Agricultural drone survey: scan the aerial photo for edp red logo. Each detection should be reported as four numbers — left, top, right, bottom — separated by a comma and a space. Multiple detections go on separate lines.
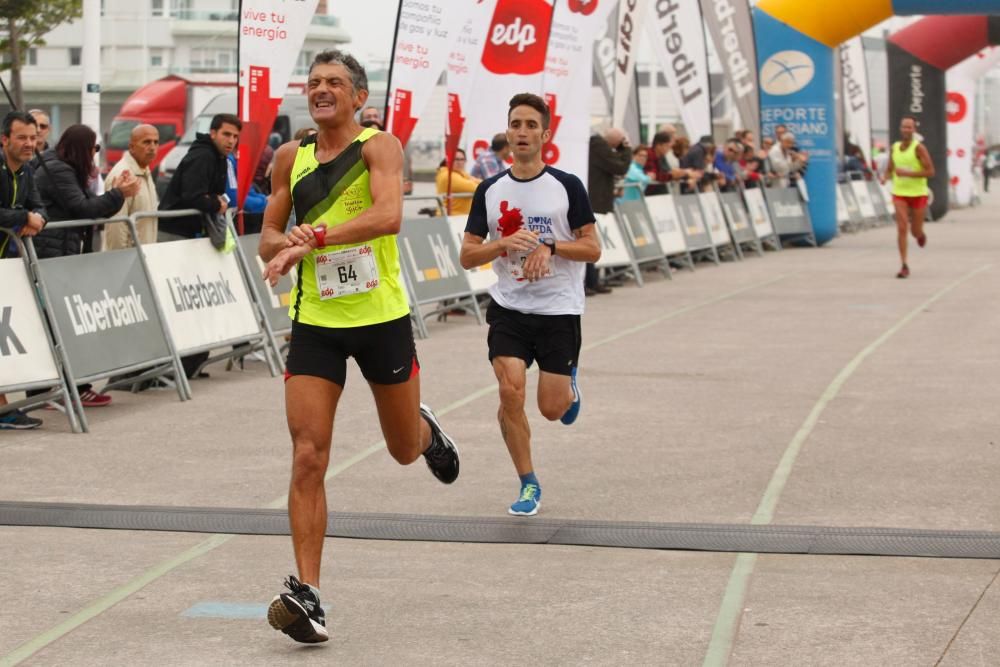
946, 92, 967, 123
567, 0, 598, 16
482, 0, 553, 75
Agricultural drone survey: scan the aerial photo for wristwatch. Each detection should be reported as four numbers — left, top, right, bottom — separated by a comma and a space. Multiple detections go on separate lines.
541, 238, 556, 256
312, 225, 327, 248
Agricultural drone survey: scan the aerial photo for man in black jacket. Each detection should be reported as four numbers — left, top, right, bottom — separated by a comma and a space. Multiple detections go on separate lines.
158, 113, 241, 241
585, 128, 630, 295
0, 111, 47, 259
0, 111, 48, 430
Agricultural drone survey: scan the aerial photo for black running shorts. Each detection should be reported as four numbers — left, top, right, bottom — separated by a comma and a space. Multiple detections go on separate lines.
486, 301, 581, 376
285, 315, 419, 387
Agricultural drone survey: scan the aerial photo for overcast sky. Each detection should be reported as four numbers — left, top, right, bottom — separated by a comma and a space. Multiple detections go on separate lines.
333, 4, 397, 66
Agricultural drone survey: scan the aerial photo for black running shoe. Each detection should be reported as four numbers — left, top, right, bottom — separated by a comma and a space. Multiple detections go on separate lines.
267, 575, 328, 643
420, 403, 460, 484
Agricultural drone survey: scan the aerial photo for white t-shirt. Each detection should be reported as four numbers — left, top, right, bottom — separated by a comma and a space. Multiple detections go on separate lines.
465, 166, 595, 316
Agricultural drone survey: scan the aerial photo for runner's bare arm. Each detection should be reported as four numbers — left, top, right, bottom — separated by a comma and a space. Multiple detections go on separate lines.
460, 229, 539, 270
259, 141, 299, 262
914, 144, 935, 178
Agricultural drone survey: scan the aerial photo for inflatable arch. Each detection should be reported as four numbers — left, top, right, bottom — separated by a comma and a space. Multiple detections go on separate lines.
754, 0, 1000, 245
947, 47, 1000, 207
889, 16, 1000, 219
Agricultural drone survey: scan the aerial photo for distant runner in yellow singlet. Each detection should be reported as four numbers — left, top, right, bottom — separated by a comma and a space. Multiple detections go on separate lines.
258, 50, 459, 645
885, 115, 935, 279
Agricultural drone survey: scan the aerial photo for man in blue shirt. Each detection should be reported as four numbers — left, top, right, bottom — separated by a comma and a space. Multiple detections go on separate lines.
470, 133, 511, 180
713, 138, 744, 191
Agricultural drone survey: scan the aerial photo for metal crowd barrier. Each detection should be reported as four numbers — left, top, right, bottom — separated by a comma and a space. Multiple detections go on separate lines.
0, 228, 84, 432
2, 209, 290, 433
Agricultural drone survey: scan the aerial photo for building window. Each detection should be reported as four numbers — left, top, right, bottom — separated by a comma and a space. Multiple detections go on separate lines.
150, 49, 164, 67
295, 51, 314, 75
69, 47, 81, 66
152, 0, 165, 16
100, 0, 105, 16
190, 48, 236, 72
27, 48, 37, 67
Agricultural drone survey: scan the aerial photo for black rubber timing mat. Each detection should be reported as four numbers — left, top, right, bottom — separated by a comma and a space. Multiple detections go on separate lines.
1, 501, 998, 559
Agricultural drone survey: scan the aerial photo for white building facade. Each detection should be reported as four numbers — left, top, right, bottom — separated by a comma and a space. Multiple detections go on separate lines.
16, 0, 348, 138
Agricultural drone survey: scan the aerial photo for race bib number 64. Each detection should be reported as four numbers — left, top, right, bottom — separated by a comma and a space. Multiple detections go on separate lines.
315, 245, 379, 300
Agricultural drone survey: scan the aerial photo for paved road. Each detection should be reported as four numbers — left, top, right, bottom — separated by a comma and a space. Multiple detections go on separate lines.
2, 199, 998, 666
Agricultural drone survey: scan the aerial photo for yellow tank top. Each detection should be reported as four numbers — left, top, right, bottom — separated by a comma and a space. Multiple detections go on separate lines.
287, 128, 409, 328
892, 140, 928, 197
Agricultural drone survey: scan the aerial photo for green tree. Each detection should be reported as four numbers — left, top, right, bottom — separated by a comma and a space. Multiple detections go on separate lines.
0, 0, 82, 108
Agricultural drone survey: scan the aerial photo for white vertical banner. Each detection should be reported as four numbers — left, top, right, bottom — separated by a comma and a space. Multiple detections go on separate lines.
839, 37, 872, 159
542, 0, 617, 181
386, 1, 476, 149
612, 0, 649, 131
646, 0, 712, 140
947, 48, 1000, 207
446, 3, 497, 164
237, 0, 319, 206
457, 0, 556, 163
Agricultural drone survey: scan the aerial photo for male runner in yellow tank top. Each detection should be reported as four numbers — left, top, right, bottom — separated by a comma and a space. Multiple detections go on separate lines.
886, 116, 935, 279
258, 50, 459, 644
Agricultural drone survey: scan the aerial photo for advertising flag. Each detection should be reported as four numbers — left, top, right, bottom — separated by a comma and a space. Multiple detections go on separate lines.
700, 0, 760, 138
237, 0, 319, 208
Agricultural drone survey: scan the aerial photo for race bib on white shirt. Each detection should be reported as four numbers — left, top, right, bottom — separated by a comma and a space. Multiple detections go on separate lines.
315, 245, 379, 300
506, 249, 556, 281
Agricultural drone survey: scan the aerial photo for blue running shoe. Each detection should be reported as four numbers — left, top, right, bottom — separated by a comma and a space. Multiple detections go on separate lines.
508, 483, 541, 516
560, 367, 581, 425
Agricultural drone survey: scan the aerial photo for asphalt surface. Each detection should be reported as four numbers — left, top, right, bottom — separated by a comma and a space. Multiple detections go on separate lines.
1, 196, 998, 666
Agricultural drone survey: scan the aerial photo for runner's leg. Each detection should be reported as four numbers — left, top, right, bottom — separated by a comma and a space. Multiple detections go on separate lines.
893, 198, 910, 267
910, 204, 926, 245
369, 374, 432, 464
285, 375, 341, 587
493, 356, 532, 475
537, 371, 574, 421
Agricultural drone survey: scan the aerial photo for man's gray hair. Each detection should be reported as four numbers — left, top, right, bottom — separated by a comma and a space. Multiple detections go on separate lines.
308, 50, 368, 93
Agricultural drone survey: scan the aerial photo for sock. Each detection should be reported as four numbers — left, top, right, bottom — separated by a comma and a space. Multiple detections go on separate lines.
519, 472, 539, 489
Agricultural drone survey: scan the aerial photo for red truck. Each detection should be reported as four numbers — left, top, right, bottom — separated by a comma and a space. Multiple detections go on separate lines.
105, 75, 234, 173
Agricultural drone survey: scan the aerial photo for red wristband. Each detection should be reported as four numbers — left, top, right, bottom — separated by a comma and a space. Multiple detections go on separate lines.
312, 226, 326, 248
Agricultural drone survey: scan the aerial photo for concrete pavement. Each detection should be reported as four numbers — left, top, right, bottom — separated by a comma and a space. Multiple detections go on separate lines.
1, 196, 998, 665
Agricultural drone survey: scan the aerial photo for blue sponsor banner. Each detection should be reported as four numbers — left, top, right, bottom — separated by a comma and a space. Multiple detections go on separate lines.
754, 10, 836, 244
892, 0, 1000, 14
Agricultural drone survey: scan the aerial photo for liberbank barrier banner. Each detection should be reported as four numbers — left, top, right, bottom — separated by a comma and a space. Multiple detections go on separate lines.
947, 48, 1000, 207
700, 0, 760, 139
396, 216, 474, 304
646, 0, 712, 141
594, 212, 631, 270
840, 37, 873, 160
754, 9, 836, 245
542, 0, 616, 181
36, 250, 173, 380
447, 216, 498, 294
0, 259, 60, 388
456, 0, 556, 166
237, 0, 318, 208
238, 233, 294, 334
386, 0, 474, 151
143, 239, 262, 354
643, 194, 688, 257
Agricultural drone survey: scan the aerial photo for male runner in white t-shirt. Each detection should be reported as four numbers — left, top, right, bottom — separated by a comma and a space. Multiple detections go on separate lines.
460, 93, 601, 516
